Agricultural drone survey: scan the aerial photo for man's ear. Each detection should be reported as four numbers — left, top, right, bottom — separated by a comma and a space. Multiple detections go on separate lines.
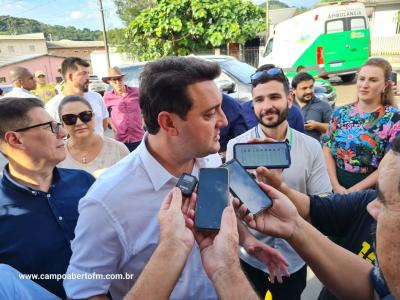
158, 112, 179, 136
287, 91, 294, 109
4, 132, 26, 150
67, 72, 73, 82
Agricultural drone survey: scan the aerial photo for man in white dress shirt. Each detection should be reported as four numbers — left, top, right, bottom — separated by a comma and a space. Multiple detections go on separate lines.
3, 67, 37, 99
64, 56, 229, 300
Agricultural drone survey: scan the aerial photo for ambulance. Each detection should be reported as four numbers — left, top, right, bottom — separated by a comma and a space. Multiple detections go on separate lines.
260, 2, 370, 82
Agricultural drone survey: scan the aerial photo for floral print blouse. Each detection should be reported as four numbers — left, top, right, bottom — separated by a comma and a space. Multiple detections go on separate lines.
322, 104, 400, 174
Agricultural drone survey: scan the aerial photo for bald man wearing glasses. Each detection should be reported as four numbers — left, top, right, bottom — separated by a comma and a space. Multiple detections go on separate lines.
0, 97, 95, 299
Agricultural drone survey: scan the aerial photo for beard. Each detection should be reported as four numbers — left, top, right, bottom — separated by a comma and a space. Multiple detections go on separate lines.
256, 104, 289, 128
79, 81, 89, 93
298, 93, 313, 103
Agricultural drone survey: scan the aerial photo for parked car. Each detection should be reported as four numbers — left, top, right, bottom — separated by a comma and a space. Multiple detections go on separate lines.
119, 62, 147, 88
88, 75, 108, 95
0, 84, 13, 96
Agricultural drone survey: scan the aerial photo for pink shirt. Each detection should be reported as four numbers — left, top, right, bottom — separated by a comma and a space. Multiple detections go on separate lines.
104, 86, 144, 143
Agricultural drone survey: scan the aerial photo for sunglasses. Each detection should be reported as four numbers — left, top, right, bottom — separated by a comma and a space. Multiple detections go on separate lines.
61, 110, 93, 125
250, 67, 289, 86
15, 121, 62, 135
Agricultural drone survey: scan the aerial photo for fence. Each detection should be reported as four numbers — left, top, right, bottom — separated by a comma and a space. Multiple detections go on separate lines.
371, 35, 400, 56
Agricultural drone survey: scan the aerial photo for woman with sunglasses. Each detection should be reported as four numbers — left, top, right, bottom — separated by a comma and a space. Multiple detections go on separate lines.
58, 95, 129, 178
322, 58, 400, 194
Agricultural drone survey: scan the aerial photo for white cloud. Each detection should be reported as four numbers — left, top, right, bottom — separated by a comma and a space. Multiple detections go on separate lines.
69, 11, 85, 20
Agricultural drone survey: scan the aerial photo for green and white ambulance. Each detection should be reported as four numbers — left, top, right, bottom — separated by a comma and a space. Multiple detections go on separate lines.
260, 2, 370, 82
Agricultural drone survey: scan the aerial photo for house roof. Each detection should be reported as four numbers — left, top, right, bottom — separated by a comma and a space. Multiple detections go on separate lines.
0, 33, 45, 40
0, 53, 64, 68
47, 40, 105, 49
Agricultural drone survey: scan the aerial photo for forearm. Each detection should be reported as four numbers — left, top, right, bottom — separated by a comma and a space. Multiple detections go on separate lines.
280, 183, 311, 222
348, 170, 378, 192
211, 266, 258, 300
317, 122, 329, 134
288, 216, 374, 300
237, 219, 253, 246
322, 147, 340, 187
103, 118, 109, 131
123, 241, 190, 300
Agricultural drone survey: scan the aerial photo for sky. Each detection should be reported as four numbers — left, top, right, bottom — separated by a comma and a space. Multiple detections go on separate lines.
0, 0, 321, 31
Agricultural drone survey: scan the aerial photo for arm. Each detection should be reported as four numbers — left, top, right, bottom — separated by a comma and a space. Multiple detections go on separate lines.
124, 188, 194, 300
236, 183, 375, 300
347, 170, 378, 193
323, 146, 346, 194
304, 120, 329, 134
103, 118, 109, 132
194, 205, 258, 300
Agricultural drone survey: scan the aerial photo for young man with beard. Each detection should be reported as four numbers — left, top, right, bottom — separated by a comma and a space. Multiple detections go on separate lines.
45, 57, 109, 135
292, 72, 332, 141
226, 65, 332, 300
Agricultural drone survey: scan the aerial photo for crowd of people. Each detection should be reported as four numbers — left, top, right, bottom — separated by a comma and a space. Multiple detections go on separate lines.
0, 54, 399, 300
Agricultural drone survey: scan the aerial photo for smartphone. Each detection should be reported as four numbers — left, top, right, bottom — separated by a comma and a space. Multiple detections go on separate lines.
390, 72, 397, 84
195, 168, 229, 231
222, 159, 272, 216
176, 173, 198, 197
234, 142, 291, 169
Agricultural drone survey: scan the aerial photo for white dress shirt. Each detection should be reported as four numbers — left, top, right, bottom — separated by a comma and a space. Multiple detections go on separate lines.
64, 136, 221, 300
3, 87, 38, 99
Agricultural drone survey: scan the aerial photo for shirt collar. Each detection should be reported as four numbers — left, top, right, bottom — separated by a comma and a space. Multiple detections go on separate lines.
2, 165, 60, 195
256, 123, 291, 142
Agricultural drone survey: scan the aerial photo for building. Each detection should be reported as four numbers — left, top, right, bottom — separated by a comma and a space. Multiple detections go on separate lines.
47, 40, 105, 62
0, 33, 47, 57
0, 54, 65, 84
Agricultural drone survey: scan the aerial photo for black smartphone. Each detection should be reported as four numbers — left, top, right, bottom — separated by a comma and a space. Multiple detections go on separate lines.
390, 72, 397, 84
222, 159, 272, 216
195, 168, 229, 231
234, 142, 291, 169
176, 173, 198, 197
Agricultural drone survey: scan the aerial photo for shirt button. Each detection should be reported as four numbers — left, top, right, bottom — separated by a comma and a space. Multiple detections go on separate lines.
47, 194, 51, 198
58, 216, 63, 221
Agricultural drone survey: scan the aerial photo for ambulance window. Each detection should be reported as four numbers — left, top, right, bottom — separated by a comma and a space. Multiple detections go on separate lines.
264, 38, 273, 57
350, 17, 366, 30
326, 20, 344, 33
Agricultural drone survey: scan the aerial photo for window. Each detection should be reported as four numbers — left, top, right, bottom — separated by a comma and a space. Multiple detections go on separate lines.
264, 38, 274, 57
326, 20, 344, 33
29, 45, 36, 51
8, 46, 15, 53
350, 17, 366, 30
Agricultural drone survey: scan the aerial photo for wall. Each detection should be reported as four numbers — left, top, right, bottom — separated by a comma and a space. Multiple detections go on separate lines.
48, 47, 104, 62
0, 39, 47, 56
90, 49, 135, 77
0, 55, 65, 84
370, 4, 399, 36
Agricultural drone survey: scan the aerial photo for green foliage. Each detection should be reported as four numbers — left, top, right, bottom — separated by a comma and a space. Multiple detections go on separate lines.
0, 16, 102, 40
113, 0, 155, 25
124, 0, 265, 60
258, 0, 289, 9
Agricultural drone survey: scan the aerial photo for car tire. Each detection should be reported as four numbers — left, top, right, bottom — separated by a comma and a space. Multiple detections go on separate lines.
340, 73, 356, 83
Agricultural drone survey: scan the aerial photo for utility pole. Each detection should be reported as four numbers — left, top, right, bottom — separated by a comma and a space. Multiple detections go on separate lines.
98, 0, 110, 69
265, 0, 270, 41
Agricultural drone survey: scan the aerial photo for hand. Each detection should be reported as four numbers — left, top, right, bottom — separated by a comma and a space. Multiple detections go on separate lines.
234, 182, 299, 240
256, 166, 284, 191
304, 120, 318, 131
333, 184, 348, 194
243, 237, 289, 284
193, 204, 240, 279
158, 187, 195, 254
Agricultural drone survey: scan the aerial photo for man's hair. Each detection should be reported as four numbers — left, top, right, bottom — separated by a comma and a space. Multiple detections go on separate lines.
9, 67, 31, 83
139, 56, 221, 134
58, 95, 93, 120
61, 57, 90, 80
292, 72, 315, 89
252, 64, 290, 94
0, 97, 44, 141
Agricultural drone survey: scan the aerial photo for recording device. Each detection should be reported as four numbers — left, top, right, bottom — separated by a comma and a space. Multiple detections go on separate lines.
176, 173, 198, 197
390, 72, 397, 84
195, 168, 229, 231
222, 159, 272, 216
233, 142, 291, 169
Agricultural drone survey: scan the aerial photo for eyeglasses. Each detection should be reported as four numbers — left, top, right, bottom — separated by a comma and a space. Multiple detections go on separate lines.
61, 110, 93, 125
15, 121, 62, 135
250, 67, 289, 87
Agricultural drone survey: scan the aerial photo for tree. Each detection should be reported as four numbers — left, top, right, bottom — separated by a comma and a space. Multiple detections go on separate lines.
124, 0, 265, 60
113, 0, 155, 25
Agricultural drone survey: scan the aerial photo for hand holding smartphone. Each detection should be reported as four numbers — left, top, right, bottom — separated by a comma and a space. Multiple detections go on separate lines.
194, 168, 229, 231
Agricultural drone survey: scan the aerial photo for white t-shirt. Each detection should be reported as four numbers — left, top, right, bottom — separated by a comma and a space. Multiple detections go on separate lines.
3, 88, 39, 99
45, 91, 109, 135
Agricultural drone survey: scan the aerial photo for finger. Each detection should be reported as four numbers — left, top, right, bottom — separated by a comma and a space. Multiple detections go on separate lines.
219, 206, 238, 236
185, 216, 194, 229
237, 203, 250, 220
259, 182, 285, 199
170, 187, 183, 211
160, 190, 173, 211
182, 191, 196, 214
232, 198, 242, 209
256, 167, 274, 182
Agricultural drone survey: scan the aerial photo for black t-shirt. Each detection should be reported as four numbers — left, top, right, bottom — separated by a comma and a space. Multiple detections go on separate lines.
309, 190, 377, 300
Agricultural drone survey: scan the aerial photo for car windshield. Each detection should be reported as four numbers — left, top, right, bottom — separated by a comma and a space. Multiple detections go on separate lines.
219, 60, 256, 84
120, 64, 146, 87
